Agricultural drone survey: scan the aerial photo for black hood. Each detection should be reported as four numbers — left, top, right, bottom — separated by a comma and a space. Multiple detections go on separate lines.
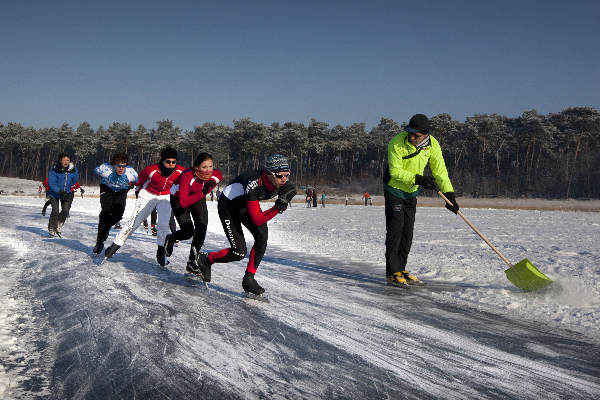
159, 163, 175, 177
54, 162, 75, 173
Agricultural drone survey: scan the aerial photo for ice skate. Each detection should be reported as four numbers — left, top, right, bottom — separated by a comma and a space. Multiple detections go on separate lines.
194, 251, 211, 282
386, 272, 409, 287
164, 234, 175, 257
401, 270, 425, 286
92, 241, 104, 256
242, 272, 265, 296
156, 246, 168, 267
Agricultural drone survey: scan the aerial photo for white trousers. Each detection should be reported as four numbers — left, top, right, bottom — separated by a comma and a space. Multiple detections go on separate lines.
114, 189, 172, 247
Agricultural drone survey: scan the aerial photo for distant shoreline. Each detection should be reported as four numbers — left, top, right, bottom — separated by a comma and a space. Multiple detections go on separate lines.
1, 176, 599, 212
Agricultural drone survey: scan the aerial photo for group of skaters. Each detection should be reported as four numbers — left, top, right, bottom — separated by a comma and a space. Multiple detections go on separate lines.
42, 147, 296, 295
39, 113, 458, 292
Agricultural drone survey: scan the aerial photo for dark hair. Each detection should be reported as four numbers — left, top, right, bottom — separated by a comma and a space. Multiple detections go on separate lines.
111, 152, 128, 165
57, 152, 71, 162
193, 152, 213, 167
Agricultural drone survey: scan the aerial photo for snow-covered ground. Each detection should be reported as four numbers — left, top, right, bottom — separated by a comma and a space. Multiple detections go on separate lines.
1, 177, 599, 399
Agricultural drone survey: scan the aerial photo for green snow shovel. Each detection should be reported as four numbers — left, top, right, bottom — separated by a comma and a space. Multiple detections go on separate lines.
438, 192, 552, 291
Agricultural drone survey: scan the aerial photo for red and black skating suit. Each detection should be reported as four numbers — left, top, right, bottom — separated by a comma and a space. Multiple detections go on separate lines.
207, 170, 280, 274
170, 168, 223, 262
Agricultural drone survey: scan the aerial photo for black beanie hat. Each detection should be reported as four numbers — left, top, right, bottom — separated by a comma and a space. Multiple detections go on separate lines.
405, 114, 430, 134
160, 146, 178, 162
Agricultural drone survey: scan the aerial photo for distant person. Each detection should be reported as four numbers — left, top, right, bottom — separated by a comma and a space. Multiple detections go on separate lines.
312, 188, 318, 208
363, 191, 370, 206
40, 178, 51, 216
305, 189, 312, 208
193, 154, 296, 296
384, 114, 458, 287
345, 193, 349, 206
46, 153, 79, 237
321, 192, 326, 208
92, 153, 138, 255
103, 146, 184, 266
166, 152, 222, 272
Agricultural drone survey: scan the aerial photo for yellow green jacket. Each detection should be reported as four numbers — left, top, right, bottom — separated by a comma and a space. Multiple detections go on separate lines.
385, 131, 454, 197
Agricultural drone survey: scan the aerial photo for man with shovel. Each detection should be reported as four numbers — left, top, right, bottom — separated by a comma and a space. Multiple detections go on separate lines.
384, 114, 459, 286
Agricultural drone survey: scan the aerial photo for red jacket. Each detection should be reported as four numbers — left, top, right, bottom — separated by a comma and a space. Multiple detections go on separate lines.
136, 164, 185, 195
172, 168, 223, 208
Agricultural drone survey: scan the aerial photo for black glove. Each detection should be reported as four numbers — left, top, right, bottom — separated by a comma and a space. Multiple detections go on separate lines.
278, 182, 297, 204
444, 192, 459, 214
274, 199, 288, 213
202, 179, 218, 195
415, 175, 438, 191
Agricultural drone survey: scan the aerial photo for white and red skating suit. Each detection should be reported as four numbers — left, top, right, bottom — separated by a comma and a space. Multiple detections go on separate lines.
113, 163, 185, 247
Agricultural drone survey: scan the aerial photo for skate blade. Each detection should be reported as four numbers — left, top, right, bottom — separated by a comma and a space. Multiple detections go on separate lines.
184, 273, 210, 289
386, 281, 409, 288
244, 292, 269, 302
98, 257, 108, 265
407, 280, 426, 286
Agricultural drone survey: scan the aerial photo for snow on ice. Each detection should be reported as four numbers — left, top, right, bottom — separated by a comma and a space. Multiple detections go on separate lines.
0, 177, 599, 399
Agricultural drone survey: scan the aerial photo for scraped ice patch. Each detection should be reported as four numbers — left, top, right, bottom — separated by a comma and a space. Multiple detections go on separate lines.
0, 228, 52, 398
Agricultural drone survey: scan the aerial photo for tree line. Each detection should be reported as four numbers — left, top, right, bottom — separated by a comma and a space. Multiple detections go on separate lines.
1, 106, 599, 199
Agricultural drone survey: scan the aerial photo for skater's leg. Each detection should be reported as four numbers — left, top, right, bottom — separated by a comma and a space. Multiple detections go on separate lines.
47, 197, 60, 234
114, 190, 157, 246
188, 200, 208, 261
207, 198, 246, 264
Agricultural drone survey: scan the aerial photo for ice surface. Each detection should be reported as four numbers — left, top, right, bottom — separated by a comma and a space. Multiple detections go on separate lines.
0, 177, 599, 399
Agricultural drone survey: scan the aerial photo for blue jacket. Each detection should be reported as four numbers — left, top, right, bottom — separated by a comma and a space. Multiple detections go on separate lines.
48, 162, 79, 199
94, 163, 138, 192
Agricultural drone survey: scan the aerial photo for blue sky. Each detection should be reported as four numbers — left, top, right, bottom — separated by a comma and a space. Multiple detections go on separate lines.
1, 0, 599, 130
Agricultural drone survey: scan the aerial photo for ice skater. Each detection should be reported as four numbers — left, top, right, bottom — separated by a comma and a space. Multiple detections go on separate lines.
103, 146, 184, 266
165, 152, 222, 271
92, 152, 138, 255
46, 153, 79, 237
193, 154, 296, 296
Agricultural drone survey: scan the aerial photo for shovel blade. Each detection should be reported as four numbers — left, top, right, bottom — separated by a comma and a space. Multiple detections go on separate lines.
505, 258, 552, 291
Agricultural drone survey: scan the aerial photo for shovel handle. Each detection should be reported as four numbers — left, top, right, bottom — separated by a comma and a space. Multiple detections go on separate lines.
437, 191, 513, 269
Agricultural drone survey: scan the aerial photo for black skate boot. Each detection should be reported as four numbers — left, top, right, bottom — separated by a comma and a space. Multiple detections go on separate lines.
164, 234, 175, 257
242, 272, 265, 296
93, 241, 104, 256
186, 260, 200, 274
156, 246, 167, 267
194, 252, 211, 282
104, 243, 121, 259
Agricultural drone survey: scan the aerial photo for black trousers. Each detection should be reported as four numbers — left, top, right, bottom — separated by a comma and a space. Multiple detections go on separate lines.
384, 191, 417, 276
97, 185, 128, 243
48, 193, 74, 234
171, 195, 208, 261
211, 197, 268, 274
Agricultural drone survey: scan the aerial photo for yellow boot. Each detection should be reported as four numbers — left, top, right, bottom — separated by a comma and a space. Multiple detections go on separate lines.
386, 272, 408, 287
401, 270, 424, 286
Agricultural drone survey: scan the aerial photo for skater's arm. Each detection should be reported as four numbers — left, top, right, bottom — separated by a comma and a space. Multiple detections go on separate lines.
94, 163, 114, 179
246, 200, 279, 227
135, 165, 152, 190
179, 173, 205, 208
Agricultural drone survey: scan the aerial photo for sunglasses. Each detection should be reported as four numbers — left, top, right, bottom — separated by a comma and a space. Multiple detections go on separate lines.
273, 173, 290, 179
163, 159, 177, 165
115, 164, 127, 168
